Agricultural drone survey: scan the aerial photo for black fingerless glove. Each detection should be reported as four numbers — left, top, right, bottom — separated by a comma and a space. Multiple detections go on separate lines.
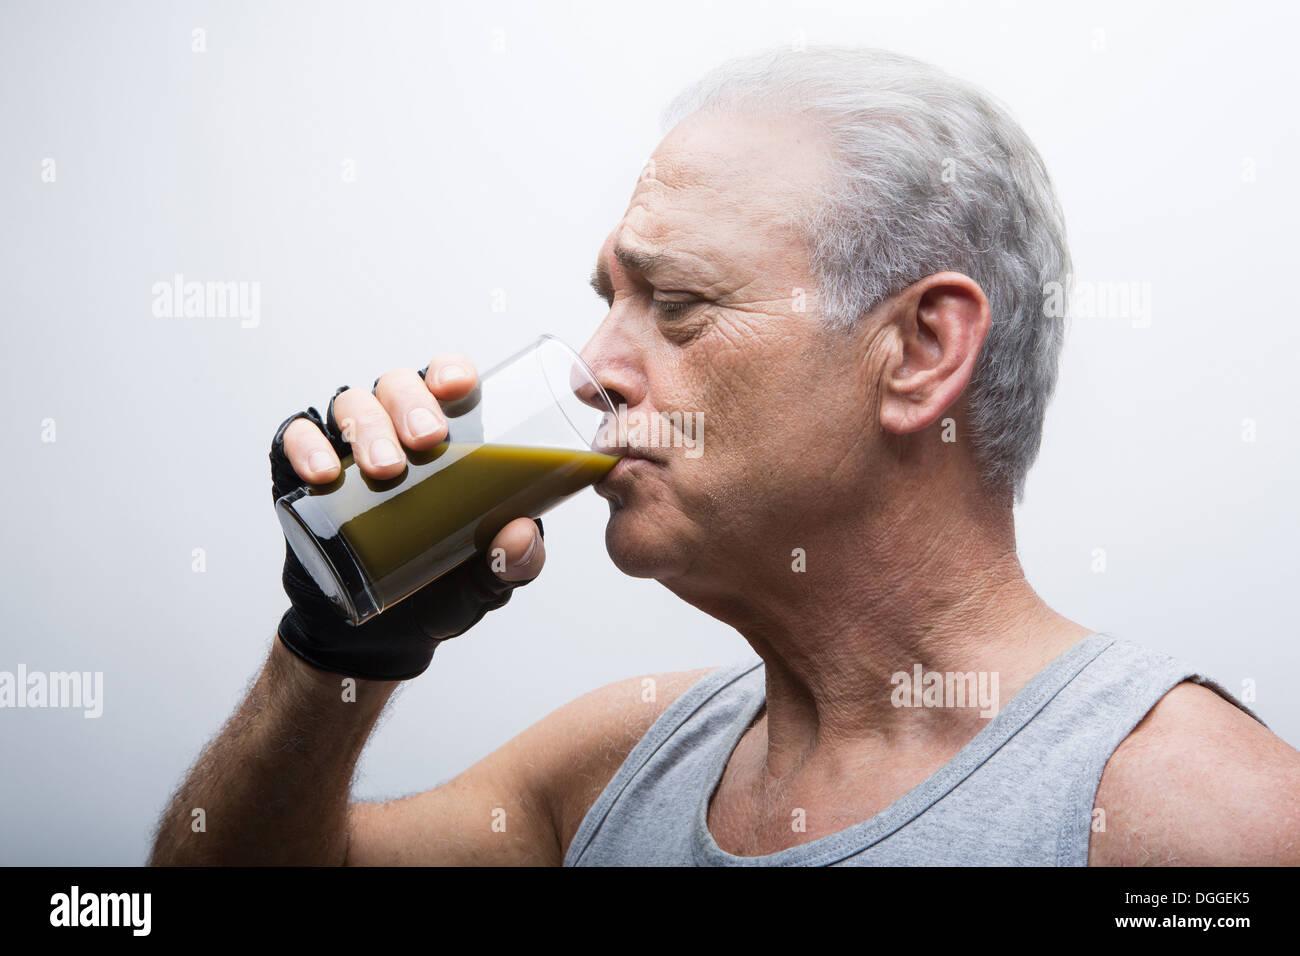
269, 389, 542, 682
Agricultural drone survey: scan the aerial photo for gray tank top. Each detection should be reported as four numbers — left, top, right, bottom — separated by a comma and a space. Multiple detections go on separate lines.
563, 632, 1264, 866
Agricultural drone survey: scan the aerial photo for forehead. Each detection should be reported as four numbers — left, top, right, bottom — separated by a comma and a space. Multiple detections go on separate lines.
599, 111, 831, 265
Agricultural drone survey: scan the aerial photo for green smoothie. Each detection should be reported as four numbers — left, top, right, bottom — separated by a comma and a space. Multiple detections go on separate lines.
279, 441, 619, 622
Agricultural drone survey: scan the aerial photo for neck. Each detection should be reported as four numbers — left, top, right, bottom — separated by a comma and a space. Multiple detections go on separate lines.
662, 477, 1091, 779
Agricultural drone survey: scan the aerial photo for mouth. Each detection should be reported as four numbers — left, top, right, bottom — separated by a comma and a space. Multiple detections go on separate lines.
594, 448, 661, 498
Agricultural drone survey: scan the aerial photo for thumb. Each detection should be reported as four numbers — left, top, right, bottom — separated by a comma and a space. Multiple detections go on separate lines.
490, 517, 546, 583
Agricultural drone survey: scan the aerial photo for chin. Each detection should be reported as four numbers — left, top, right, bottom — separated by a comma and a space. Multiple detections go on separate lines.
603, 508, 679, 579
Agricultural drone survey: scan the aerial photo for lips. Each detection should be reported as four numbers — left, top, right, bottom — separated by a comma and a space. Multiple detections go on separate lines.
594, 448, 659, 500
592, 434, 661, 466
603, 452, 652, 478
592, 430, 656, 460
619, 447, 660, 464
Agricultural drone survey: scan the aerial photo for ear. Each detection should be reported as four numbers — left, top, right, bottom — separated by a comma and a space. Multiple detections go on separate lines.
878, 272, 990, 436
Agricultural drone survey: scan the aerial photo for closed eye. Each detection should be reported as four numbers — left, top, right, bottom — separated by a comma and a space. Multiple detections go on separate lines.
651, 294, 701, 317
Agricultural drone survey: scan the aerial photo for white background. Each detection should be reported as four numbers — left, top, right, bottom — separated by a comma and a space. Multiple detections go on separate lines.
1, 0, 1296, 864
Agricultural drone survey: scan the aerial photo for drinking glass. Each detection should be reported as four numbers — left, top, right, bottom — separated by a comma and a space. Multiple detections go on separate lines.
275, 334, 620, 625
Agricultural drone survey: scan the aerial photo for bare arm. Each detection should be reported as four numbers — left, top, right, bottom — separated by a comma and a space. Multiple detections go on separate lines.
1089, 680, 1300, 865
150, 638, 399, 865
150, 645, 713, 866
344, 667, 717, 866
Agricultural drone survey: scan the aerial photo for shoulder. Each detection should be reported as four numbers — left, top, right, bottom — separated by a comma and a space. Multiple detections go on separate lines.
546, 666, 724, 854
1089, 679, 1300, 865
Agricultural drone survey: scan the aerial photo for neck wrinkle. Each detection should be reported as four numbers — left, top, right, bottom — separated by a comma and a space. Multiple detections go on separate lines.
666, 488, 1083, 786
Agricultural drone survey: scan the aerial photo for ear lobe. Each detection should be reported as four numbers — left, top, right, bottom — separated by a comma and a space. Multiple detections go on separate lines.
878, 273, 990, 436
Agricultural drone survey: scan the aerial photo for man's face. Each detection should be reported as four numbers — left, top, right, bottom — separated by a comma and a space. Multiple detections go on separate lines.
581, 111, 881, 592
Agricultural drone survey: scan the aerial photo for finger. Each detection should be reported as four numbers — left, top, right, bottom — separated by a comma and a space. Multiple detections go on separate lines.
331, 387, 406, 478
424, 353, 479, 401
375, 367, 448, 450
282, 417, 340, 483
488, 516, 546, 583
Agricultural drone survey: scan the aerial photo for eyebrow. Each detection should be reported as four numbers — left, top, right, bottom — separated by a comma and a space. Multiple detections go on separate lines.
614, 245, 665, 274
589, 263, 613, 304
588, 244, 685, 304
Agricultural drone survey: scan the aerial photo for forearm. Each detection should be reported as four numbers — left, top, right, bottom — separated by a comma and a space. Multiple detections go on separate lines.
149, 637, 399, 865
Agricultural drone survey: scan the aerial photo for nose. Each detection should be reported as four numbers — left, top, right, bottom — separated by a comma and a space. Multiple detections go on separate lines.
575, 318, 642, 414
571, 365, 617, 414
574, 319, 648, 456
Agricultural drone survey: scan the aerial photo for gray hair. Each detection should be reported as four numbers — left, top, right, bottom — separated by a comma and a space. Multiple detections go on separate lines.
662, 46, 1071, 504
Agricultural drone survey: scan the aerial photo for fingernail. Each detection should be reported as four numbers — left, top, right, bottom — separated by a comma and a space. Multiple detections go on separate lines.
407, 406, 440, 438
435, 364, 469, 387
370, 438, 401, 466
519, 530, 540, 566
308, 450, 334, 475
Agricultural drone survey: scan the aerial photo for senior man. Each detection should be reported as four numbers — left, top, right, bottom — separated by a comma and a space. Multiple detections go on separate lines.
152, 47, 1300, 866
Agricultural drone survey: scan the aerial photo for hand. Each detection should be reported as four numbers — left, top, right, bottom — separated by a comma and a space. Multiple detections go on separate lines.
269, 354, 547, 681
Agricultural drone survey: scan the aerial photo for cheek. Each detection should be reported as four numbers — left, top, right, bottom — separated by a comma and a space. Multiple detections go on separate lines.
702, 351, 797, 450
707, 362, 858, 503
658, 359, 780, 506
645, 323, 824, 492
